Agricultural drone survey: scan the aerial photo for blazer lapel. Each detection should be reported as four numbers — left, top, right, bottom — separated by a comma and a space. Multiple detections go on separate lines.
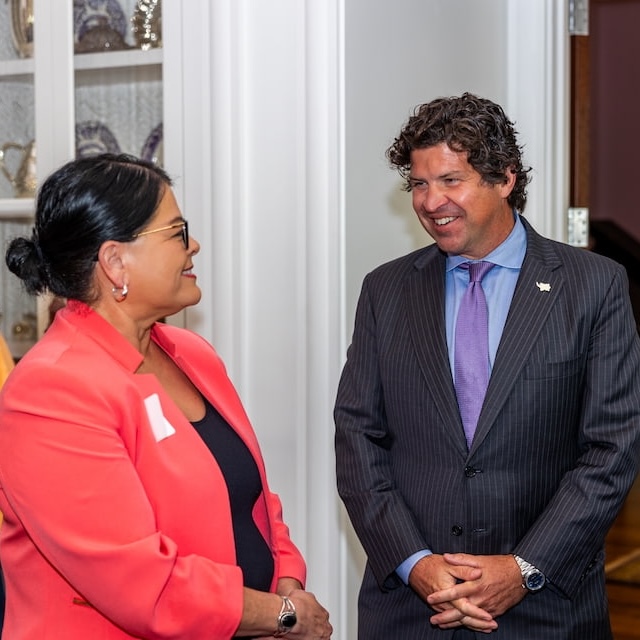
152, 328, 261, 456
470, 220, 564, 453
405, 248, 469, 455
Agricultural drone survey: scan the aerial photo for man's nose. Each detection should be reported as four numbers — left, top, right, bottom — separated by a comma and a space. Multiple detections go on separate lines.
421, 184, 448, 211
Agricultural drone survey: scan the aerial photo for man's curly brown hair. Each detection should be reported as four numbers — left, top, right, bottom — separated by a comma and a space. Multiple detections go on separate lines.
386, 93, 531, 212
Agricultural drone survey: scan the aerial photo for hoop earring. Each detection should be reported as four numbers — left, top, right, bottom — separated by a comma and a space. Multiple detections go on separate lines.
111, 284, 128, 302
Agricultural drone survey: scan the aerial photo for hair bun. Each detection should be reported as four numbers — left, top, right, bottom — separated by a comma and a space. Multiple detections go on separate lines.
5, 236, 48, 295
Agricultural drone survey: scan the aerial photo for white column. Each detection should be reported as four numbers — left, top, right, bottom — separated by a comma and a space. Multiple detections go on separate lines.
173, 0, 347, 633
507, 0, 569, 242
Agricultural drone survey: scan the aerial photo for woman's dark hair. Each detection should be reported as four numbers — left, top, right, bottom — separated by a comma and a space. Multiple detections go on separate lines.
6, 153, 172, 302
386, 93, 531, 212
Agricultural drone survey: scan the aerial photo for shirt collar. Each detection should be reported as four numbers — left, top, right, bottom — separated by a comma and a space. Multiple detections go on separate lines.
446, 212, 527, 273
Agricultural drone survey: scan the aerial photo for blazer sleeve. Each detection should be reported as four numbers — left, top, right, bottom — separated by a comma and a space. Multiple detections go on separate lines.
0, 361, 245, 640
514, 263, 640, 597
266, 490, 307, 586
334, 275, 429, 589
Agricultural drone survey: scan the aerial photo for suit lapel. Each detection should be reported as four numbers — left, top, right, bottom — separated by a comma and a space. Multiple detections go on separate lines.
470, 220, 564, 453
405, 248, 469, 455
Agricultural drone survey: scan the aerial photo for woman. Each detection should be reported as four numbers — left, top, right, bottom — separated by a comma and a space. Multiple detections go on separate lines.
0, 154, 332, 639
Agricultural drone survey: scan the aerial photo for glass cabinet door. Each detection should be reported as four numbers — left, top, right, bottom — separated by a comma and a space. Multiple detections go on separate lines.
73, 0, 163, 166
0, 0, 164, 361
0, 0, 38, 359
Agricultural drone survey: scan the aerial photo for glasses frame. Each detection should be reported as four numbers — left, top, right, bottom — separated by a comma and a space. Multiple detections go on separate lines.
134, 219, 189, 249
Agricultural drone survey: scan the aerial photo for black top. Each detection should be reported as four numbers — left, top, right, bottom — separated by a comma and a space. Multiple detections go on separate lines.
191, 397, 274, 592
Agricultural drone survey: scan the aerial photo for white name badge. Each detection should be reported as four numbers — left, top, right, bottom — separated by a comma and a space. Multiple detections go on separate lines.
144, 393, 177, 441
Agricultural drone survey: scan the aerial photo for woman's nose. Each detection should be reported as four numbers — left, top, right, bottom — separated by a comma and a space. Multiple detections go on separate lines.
189, 234, 200, 255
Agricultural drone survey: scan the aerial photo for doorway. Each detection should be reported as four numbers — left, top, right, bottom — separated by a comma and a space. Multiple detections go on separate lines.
571, 0, 640, 328
571, 4, 640, 638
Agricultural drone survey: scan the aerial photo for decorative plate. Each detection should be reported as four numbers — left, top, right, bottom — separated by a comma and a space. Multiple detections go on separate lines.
75, 121, 120, 158
141, 122, 163, 165
73, 0, 128, 43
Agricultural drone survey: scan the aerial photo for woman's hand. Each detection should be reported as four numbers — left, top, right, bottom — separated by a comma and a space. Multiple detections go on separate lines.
237, 587, 332, 638
286, 588, 333, 639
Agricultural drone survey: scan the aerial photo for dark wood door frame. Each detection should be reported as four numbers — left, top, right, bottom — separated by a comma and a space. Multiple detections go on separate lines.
570, 33, 589, 208
570, 0, 637, 209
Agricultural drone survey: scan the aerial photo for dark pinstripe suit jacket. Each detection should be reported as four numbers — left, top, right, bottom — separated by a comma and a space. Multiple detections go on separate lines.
335, 217, 640, 639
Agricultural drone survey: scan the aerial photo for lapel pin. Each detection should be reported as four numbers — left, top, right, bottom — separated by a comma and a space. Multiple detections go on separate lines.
536, 281, 551, 292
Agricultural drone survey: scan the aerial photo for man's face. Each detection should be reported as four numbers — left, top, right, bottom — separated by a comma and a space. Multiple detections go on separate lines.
408, 143, 516, 260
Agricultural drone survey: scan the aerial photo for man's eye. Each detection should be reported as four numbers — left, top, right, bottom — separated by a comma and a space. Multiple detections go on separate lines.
410, 181, 426, 190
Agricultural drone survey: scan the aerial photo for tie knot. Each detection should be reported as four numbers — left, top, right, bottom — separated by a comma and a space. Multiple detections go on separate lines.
465, 261, 495, 283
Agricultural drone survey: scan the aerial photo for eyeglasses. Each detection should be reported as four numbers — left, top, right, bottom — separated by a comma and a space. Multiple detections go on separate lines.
134, 219, 189, 249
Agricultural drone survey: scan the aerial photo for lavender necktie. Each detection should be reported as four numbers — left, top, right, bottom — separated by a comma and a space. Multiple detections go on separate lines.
454, 261, 495, 448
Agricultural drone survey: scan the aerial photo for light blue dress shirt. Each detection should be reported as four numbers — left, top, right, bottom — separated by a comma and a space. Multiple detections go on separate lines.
396, 214, 527, 585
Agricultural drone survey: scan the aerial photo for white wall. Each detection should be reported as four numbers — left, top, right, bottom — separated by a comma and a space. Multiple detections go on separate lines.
344, 0, 509, 320
171, 1, 569, 637
342, 1, 513, 633
343, 0, 569, 322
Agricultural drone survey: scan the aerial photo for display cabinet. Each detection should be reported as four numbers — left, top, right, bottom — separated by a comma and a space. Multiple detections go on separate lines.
0, 0, 164, 359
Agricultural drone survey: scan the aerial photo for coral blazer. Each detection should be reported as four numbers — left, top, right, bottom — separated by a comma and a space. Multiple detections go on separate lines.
0, 301, 305, 640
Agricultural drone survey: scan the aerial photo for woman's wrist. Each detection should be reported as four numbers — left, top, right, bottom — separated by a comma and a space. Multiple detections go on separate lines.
274, 595, 297, 637
276, 577, 303, 596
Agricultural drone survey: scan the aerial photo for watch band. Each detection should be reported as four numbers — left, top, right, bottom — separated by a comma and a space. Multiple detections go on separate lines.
514, 554, 536, 576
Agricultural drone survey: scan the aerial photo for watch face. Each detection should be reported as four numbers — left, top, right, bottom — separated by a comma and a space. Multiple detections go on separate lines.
525, 570, 546, 591
281, 612, 297, 629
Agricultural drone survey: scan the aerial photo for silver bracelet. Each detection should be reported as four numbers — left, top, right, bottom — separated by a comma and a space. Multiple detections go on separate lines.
274, 595, 297, 637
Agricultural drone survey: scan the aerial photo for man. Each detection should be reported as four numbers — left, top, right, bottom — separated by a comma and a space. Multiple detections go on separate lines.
334, 93, 640, 638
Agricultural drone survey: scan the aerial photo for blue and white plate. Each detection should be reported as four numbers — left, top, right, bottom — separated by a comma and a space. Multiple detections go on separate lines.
76, 121, 121, 158
73, 0, 128, 43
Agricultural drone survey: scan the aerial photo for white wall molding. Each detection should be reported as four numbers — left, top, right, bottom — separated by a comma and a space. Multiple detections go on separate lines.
176, 0, 346, 632
172, 2, 567, 638
507, 0, 570, 241
300, 0, 345, 630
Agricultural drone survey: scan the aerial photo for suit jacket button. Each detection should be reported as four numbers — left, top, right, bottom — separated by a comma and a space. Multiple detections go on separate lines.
464, 466, 477, 477
451, 525, 463, 536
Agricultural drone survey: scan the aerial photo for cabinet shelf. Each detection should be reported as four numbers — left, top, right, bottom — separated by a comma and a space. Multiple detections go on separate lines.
74, 48, 162, 72
0, 58, 35, 79
0, 198, 34, 219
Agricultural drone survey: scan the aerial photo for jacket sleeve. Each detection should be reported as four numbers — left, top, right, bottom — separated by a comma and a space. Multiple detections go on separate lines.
334, 275, 428, 589
266, 489, 307, 586
0, 362, 245, 640
513, 264, 640, 598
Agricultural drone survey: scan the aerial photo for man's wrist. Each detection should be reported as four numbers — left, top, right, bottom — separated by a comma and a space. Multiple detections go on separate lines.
397, 549, 432, 584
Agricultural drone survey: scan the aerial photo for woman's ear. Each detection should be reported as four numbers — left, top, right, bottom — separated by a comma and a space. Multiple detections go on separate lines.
96, 240, 126, 287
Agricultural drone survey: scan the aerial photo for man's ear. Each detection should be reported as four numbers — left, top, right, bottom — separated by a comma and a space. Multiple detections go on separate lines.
500, 167, 517, 198
96, 240, 126, 286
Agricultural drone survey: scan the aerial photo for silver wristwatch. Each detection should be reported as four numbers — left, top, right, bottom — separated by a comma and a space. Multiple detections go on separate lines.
513, 555, 546, 592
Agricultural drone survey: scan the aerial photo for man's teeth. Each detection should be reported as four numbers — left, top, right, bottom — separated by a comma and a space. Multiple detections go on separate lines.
434, 216, 456, 226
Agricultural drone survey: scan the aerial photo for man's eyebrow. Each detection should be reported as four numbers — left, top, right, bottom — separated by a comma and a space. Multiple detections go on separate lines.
408, 171, 465, 181
439, 170, 466, 179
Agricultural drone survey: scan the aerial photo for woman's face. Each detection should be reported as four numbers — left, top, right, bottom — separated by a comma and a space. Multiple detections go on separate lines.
125, 187, 201, 321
